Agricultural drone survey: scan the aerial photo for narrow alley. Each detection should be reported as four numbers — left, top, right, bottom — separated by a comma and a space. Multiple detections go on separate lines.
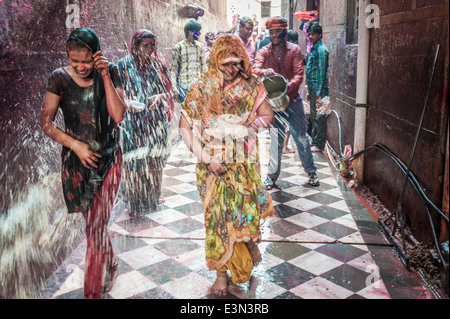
0, 0, 448, 305
40, 132, 428, 300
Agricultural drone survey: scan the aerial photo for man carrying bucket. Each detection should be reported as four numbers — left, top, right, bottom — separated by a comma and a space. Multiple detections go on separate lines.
254, 16, 320, 188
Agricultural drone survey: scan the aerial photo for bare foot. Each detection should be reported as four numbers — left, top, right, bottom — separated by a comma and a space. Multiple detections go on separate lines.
282, 147, 295, 154
210, 271, 228, 297
246, 242, 262, 266
158, 195, 165, 205
102, 260, 118, 293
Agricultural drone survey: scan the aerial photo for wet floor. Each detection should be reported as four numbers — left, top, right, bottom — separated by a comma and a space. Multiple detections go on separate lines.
40, 131, 428, 299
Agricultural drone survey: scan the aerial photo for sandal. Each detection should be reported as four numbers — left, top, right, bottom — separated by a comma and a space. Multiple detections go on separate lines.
309, 172, 320, 187
263, 177, 275, 190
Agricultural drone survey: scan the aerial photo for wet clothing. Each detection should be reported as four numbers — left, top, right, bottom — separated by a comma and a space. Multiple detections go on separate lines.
46, 64, 122, 214
182, 34, 274, 283
83, 152, 121, 298
268, 97, 317, 180
118, 40, 174, 213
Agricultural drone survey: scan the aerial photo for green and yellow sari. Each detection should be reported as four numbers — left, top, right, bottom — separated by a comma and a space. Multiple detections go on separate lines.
181, 34, 274, 284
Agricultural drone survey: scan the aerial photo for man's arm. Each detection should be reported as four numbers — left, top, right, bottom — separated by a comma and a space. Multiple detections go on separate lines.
316, 45, 329, 97
253, 49, 265, 77
253, 48, 275, 77
286, 46, 304, 99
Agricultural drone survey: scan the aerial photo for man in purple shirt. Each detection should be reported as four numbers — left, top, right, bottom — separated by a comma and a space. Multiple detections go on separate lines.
236, 16, 256, 65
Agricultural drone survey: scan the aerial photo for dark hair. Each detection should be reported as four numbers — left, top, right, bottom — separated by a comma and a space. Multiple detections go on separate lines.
184, 20, 202, 37
240, 16, 254, 26
66, 27, 101, 53
205, 32, 215, 40
307, 22, 323, 35
136, 33, 155, 46
287, 30, 299, 44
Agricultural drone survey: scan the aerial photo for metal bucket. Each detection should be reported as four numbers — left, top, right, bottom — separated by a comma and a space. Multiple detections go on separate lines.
263, 75, 290, 112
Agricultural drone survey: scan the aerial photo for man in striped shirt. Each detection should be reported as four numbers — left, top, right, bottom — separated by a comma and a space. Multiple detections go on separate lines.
306, 22, 329, 152
170, 20, 207, 103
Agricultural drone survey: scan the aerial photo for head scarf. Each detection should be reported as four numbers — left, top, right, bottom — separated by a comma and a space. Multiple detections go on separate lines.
265, 16, 288, 29
183, 34, 254, 116
130, 29, 156, 63
128, 29, 175, 121
208, 34, 251, 86
67, 27, 101, 53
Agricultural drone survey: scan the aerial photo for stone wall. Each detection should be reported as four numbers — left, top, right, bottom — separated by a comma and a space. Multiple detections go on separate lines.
0, 0, 228, 298
365, 0, 448, 243
302, 0, 449, 244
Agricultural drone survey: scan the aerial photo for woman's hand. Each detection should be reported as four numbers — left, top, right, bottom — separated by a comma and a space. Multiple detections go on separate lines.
93, 51, 110, 77
147, 93, 164, 110
207, 158, 227, 176
73, 140, 102, 169
247, 122, 259, 135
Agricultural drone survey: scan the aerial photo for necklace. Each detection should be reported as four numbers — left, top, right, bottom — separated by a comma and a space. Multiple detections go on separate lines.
274, 48, 283, 62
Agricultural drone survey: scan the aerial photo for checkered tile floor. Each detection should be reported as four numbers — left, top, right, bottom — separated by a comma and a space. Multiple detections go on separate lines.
41, 131, 427, 299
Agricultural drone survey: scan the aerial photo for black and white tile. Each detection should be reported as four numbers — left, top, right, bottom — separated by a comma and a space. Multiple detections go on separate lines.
41, 132, 427, 299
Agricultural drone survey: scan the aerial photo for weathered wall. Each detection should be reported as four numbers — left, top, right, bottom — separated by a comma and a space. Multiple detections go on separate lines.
317, 0, 448, 244
366, 0, 448, 243
0, 0, 228, 298
320, 0, 358, 156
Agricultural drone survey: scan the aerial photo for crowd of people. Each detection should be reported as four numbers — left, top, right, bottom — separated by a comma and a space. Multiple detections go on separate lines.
40, 9, 329, 299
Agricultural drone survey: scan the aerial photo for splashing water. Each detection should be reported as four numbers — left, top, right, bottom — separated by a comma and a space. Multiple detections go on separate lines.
0, 172, 87, 298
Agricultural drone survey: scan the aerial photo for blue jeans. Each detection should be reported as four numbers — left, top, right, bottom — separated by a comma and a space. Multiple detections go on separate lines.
268, 97, 317, 181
